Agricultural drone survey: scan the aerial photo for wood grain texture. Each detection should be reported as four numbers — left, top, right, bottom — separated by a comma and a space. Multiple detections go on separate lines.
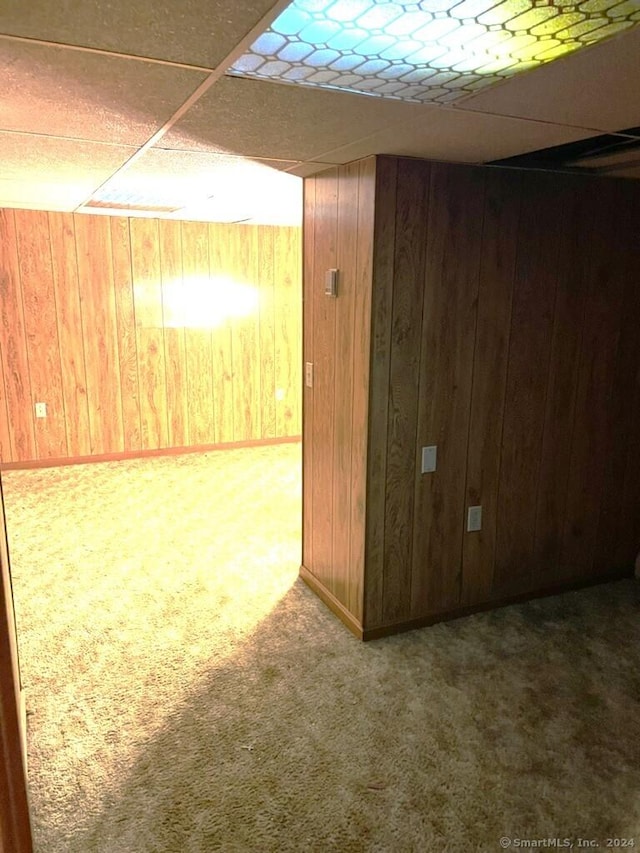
14, 211, 68, 459
492, 171, 566, 598
274, 227, 301, 438
363, 156, 397, 628
302, 178, 316, 574
209, 224, 234, 445
301, 162, 376, 617
531, 179, 585, 585
230, 226, 261, 442
349, 157, 376, 622
158, 220, 188, 448
382, 158, 431, 625
258, 226, 276, 440
73, 215, 124, 455
0, 477, 33, 853
558, 180, 625, 582
0, 353, 11, 464
181, 221, 214, 447
301, 156, 640, 636
597, 184, 640, 572
462, 170, 521, 605
411, 163, 485, 617
332, 162, 359, 608
310, 169, 338, 593
49, 213, 91, 457
0, 211, 35, 462
1, 210, 301, 464
130, 218, 169, 450
110, 217, 142, 452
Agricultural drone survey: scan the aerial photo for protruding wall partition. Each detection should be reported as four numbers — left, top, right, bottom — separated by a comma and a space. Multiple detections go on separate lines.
302, 155, 640, 639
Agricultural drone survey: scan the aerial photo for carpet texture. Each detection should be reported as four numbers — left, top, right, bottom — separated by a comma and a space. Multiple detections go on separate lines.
2, 442, 640, 853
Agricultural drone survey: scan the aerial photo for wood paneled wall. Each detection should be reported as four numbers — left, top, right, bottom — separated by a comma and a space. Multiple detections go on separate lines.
302, 155, 640, 638
365, 157, 640, 633
0, 210, 301, 465
302, 159, 376, 627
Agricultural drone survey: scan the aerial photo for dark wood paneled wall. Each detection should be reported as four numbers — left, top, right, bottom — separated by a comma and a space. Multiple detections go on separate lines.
365, 157, 640, 632
302, 155, 640, 638
0, 210, 301, 464
302, 159, 376, 628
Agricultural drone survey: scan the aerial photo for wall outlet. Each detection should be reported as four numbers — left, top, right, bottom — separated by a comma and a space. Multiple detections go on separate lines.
35, 402, 47, 418
467, 505, 482, 532
421, 445, 437, 473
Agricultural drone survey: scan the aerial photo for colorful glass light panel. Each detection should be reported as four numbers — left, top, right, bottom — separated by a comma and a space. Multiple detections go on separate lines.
229, 0, 640, 103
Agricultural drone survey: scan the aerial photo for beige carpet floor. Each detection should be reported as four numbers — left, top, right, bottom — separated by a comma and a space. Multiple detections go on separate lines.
2, 442, 640, 853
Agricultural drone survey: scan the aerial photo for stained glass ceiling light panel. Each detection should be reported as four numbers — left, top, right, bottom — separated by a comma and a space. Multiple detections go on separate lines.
229, 0, 640, 104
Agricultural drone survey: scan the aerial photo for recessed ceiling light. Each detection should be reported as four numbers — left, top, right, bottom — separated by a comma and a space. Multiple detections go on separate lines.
228, 0, 640, 104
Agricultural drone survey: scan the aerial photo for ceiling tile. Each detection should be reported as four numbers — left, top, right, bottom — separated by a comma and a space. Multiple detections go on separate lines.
307, 105, 597, 165
456, 28, 640, 132
0, 38, 208, 145
0, 0, 282, 68
0, 180, 88, 211
89, 147, 302, 224
161, 75, 426, 160
0, 131, 136, 209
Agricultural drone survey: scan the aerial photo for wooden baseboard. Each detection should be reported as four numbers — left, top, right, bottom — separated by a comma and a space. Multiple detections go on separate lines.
299, 565, 364, 640
0, 436, 301, 472
361, 567, 634, 641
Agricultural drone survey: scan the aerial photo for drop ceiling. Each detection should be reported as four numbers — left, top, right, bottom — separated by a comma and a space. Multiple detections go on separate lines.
0, 0, 639, 224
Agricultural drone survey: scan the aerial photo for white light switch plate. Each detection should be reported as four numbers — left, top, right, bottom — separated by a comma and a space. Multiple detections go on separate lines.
35, 402, 47, 418
421, 445, 437, 473
305, 362, 313, 388
467, 506, 482, 532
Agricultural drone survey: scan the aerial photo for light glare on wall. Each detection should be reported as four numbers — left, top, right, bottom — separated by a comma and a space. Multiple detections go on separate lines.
228, 0, 640, 104
136, 277, 260, 329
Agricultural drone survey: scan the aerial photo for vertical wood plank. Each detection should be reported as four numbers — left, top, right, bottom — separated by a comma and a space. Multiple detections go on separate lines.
291, 227, 303, 438
349, 157, 376, 623
0, 211, 36, 462
310, 169, 338, 593
13, 210, 67, 458
230, 226, 261, 441
182, 221, 214, 446
598, 184, 640, 572
532, 179, 585, 586
411, 163, 485, 616
209, 224, 234, 444
461, 170, 521, 606
130, 218, 168, 450
332, 162, 359, 607
382, 158, 430, 625
49, 213, 91, 458
74, 214, 124, 455
158, 220, 188, 448
302, 179, 316, 573
258, 226, 276, 439
274, 226, 300, 437
110, 217, 142, 453
559, 180, 625, 582
0, 348, 12, 463
364, 156, 397, 629
493, 172, 566, 597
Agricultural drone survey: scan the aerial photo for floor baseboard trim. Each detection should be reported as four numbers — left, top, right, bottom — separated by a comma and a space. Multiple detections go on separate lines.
361, 568, 634, 641
0, 436, 302, 471
299, 565, 364, 640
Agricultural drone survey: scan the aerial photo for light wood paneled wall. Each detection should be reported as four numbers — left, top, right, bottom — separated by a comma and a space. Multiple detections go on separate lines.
301, 159, 376, 627
0, 210, 301, 465
302, 155, 640, 638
